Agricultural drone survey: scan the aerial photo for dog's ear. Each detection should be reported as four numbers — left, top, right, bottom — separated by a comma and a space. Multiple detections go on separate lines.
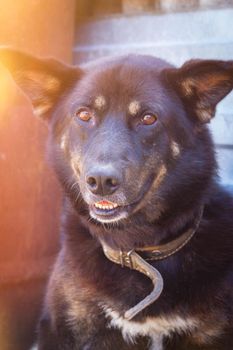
165, 59, 233, 123
0, 47, 81, 120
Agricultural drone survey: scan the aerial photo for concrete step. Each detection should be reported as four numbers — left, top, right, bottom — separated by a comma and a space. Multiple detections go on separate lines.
74, 8, 233, 58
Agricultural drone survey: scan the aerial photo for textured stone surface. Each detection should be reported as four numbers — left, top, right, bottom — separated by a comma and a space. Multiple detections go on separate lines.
200, 0, 233, 8
74, 9, 233, 50
92, 0, 122, 16
217, 148, 233, 185
122, 0, 154, 13
160, 0, 199, 12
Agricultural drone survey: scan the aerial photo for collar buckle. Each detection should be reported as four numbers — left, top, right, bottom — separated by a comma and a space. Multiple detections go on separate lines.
119, 249, 134, 269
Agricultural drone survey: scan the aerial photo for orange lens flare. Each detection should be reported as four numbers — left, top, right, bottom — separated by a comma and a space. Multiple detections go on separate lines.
0, 65, 18, 128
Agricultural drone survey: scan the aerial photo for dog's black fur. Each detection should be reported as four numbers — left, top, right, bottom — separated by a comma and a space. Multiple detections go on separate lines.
1, 49, 233, 350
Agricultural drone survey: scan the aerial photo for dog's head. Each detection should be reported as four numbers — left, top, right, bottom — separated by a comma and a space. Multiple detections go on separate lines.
1, 49, 233, 226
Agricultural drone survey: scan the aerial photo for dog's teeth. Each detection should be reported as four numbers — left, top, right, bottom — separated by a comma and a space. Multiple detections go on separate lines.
94, 202, 119, 210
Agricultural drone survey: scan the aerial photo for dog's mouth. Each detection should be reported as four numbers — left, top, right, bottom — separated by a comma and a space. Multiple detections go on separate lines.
87, 171, 161, 224
87, 173, 158, 224
90, 200, 128, 223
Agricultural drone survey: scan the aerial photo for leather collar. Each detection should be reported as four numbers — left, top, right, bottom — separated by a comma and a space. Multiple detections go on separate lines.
100, 206, 204, 320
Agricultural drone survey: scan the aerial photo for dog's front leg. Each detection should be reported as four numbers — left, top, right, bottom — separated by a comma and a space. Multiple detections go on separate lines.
37, 312, 149, 350
37, 315, 75, 350
78, 328, 149, 350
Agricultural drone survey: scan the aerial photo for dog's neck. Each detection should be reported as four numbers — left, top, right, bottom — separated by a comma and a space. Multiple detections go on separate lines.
83, 203, 204, 252
100, 205, 203, 263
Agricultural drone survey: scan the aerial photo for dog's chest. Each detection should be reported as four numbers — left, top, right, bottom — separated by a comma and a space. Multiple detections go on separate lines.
104, 307, 197, 350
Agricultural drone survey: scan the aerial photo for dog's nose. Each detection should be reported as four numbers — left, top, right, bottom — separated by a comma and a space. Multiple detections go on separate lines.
86, 166, 121, 196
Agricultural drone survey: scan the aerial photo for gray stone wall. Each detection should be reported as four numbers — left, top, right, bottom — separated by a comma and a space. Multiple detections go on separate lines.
74, 8, 233, 185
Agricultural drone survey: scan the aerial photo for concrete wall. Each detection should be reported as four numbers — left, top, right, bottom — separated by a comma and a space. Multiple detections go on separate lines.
74, 8, 233, 184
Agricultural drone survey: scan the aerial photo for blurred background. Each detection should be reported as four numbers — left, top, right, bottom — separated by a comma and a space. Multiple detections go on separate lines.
0, 1, 232, 349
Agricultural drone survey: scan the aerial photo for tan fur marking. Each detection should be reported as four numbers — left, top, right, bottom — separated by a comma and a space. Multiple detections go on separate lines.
181, 79, 195, 97
128, 100, 140, 116
46, 251, 99, 328
133, 164, 167, 214
152, 164, 167, 189
33, 104, 52, 117
60, 134, 67, 150
94, 95, 106, 110
191, 313, 227, 346
192, 326, 222, 346
171, 141, 180, 158
26, 72, 60, 91
64, 285, 95, 323
197, 108, 212, 123
16, 71, 60, 117
71, 158, 79, 176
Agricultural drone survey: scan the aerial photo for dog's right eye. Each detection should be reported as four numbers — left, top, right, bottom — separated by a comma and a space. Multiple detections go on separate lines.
141, 113, 158, 126
75, 108, 93, 122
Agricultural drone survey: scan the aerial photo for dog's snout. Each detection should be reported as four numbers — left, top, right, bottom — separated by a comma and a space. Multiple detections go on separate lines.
86, 166, 121, 196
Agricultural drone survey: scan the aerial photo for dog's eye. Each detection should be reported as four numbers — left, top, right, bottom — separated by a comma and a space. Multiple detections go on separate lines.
75, 109, 93, 122
141, 114, 158, 125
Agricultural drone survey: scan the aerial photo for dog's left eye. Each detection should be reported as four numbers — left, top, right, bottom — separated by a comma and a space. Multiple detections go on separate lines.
75, 108, 93, 122
141, 113, 158, 125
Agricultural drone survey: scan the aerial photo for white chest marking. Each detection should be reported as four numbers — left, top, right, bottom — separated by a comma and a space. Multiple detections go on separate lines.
30, 345, 38, 350
103, 307, 197, 349
151, 334, 163, 350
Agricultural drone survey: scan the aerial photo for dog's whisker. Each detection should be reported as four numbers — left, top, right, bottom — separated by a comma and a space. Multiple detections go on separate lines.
70, 181, 79, 191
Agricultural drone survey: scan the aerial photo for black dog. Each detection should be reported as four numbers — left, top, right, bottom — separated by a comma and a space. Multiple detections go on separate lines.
1, 49, 233, 350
